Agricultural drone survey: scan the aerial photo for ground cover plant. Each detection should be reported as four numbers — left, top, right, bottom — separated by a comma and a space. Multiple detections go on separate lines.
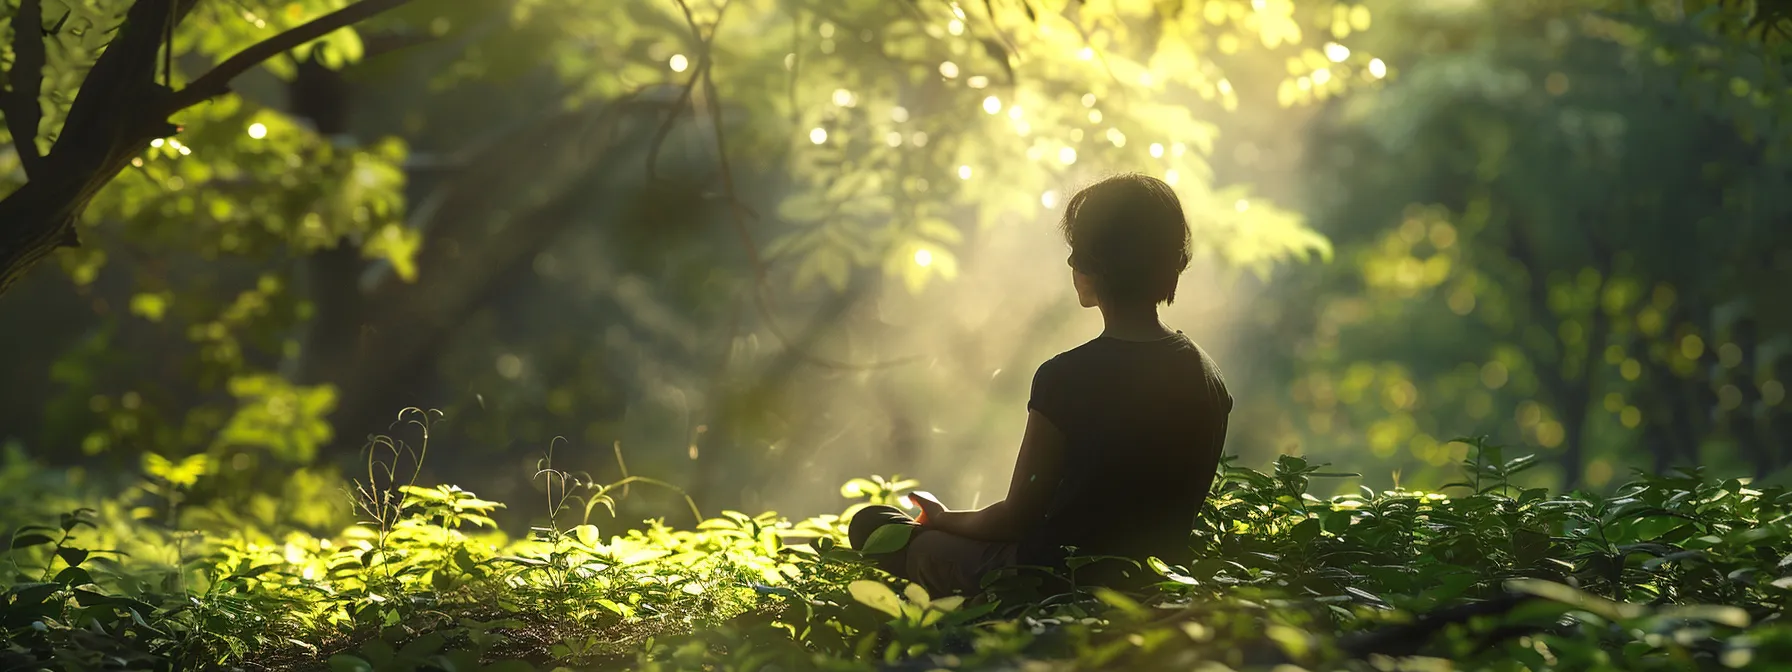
3, 418, 1790, 672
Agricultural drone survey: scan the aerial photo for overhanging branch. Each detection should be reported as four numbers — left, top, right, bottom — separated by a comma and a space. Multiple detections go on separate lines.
164, 0, 417, 114
4, 0, 47, 177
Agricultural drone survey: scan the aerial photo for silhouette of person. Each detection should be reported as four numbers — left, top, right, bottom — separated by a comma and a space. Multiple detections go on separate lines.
849, 173, 1233, 595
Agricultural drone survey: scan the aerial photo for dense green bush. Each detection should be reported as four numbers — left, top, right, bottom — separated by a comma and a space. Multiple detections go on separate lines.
4, 436, 1790, 671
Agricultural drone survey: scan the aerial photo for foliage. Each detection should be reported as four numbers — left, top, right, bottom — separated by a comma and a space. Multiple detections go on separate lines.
1256, 0, 1792, 489
2, 0, 1384, 520
5, 436, 1792, 670
3, 1, 1791, 667
0, 0, 416, 487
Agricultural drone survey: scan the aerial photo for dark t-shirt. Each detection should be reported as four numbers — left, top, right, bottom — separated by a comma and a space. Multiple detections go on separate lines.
1019, 332, 1232, 567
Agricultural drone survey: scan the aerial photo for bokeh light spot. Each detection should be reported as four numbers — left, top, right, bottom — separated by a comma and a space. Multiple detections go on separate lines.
1680, 334, 1705, 360
1480, 362, 1508, 389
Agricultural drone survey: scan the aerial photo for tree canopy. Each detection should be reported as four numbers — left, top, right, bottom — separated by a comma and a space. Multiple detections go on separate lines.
2, 0, 1390, 512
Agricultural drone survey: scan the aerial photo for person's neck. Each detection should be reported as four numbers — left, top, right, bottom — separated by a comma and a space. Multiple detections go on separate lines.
1097, 303, 1173, 341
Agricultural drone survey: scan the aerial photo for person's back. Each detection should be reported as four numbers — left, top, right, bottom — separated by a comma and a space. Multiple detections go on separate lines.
848, 172, 1232, 596
1022, 333, 1231, 567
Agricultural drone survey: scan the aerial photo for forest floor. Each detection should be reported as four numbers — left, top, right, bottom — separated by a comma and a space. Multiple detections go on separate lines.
4, 446, 1790, 671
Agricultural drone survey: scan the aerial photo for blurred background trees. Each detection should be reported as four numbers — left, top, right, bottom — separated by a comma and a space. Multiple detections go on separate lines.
1253, 0, 1792, 491
0, 0, 1786, 534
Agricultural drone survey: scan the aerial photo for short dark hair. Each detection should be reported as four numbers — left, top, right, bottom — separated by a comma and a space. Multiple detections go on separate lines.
1059, 173, 1192, 305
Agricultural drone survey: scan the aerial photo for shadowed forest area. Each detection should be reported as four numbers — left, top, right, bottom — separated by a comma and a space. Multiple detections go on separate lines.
1, 0, 1791, 669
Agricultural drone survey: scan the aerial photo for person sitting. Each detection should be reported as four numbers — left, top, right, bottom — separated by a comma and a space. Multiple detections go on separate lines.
847, 172, 1234, 596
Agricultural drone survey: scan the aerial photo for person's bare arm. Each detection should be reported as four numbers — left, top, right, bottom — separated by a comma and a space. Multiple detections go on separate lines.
910, 410, 1066, 541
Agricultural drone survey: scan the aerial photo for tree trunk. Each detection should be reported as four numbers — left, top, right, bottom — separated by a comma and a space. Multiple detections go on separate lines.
0, 182, 86, 293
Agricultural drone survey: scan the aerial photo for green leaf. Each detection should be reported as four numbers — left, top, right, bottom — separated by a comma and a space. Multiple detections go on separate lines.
129, 292, 172, 322
1291, 517, 1321, 543
327, 655, 375, 672
840, 478, 879, 498
1655, 605, 1751, 628
10, 533, 55, 549
454, 547, 480, 574
930, 595, 965, 612
56, 547, 88, 567
58, 512, 95, 532
902, 582, 931, 608
1323, 510, 1353, 534
1266, 624, 1312, 659
398, 632, 447, 658
859, 523, 914, 555
1344, 586, 1385, 605
362, 224, 422, 282
1505, 578, 1645, 621
1093, 587, 1148, 619
1504, 454, 1542, 475
848, 580, 903, 619
7, 582, 62, 606
53, 567, 93, 587
596, 598, 634, 618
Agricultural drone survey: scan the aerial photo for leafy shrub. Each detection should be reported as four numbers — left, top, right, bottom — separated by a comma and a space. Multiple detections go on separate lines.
4, 438, 1791, 671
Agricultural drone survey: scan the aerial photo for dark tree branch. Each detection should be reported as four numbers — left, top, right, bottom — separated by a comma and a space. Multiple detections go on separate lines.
645, 0, 718, 183
4, 0, 47, 177
0, 0, 414, 297
164, 0, 416, 113
0, 0, 197, 295
57, 0, 199, 143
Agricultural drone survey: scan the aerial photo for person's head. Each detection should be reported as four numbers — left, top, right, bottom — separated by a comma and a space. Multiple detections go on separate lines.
1059, 173, 1192, 310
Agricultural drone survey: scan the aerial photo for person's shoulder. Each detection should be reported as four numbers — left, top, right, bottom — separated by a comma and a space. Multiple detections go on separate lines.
1039, 338, 1109, 370
1031, 340, 1107, 389
1174, 334, 1235, 408
1181, 336, 1222, 370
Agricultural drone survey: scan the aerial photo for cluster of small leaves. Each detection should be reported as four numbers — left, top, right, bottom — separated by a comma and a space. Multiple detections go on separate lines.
507, 0, 1359, 296
6, 439, 1792, 670
1594, 0, 1792, 149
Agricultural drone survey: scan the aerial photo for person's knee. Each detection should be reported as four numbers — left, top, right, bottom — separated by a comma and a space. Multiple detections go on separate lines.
848, 505, 909, 551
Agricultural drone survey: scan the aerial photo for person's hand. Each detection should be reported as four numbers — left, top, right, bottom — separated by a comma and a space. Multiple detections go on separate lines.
901, 491, 945, 526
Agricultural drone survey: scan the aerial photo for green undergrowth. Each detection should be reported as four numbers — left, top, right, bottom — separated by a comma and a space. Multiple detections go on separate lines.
5, 433, 1792, 671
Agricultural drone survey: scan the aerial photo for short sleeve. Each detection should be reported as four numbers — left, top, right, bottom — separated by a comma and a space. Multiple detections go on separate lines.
1027, 357, 1074, 432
